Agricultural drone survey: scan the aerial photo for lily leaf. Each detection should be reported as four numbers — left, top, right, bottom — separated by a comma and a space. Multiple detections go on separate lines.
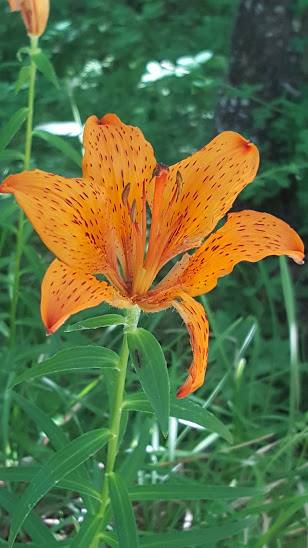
65, 313, 126, 332
127, 328, 170, 436
0, 108, 28, 152
10, 345, 119, 387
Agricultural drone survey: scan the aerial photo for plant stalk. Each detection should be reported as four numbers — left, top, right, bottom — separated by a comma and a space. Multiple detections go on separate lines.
3, 35, 38, 457
9, 34, 38, 347
91, 306, 140, 547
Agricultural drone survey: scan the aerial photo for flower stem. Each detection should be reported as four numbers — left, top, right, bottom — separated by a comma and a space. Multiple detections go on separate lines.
91, 306, 140, 547
3, 35, 38, 457
9, 34, 38, 347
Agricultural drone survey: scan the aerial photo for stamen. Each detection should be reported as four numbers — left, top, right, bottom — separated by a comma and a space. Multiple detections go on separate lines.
152, 162, 169, 179
130, 199, 137, 223
121, 183, 131, 205
170, 170, 184, 204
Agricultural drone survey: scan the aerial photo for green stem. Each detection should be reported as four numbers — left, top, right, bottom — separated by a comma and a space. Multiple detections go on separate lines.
3, 35, 38, 457
91, 306, 140, 547
9, 34, 38, 347
279, 258, 300, 424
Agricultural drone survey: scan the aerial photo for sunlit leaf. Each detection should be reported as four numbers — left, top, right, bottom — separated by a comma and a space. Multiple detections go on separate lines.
65, 313, 126, 332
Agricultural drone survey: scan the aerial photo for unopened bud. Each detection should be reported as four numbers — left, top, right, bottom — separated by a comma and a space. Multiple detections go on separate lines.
8, 0, 49, 37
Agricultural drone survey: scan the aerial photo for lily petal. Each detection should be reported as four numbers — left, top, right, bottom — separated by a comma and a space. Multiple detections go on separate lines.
83, 114, 156, 283
0, 169, 122, 286
135, 291, 209, 398
173, 293, 209, 398
41, 259, 131, 334
170, 210, 304, 297
146, 131, 259, 274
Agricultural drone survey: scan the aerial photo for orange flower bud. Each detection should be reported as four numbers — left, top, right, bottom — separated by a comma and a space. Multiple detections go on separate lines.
8, 0, 49, 37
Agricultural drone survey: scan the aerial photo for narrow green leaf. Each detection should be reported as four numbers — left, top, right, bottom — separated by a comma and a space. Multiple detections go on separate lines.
0, 489, 58, 546
13, 392, 68, 450
0, 108, 28, 151
128, 482, 262, 501
32, 50, 59, 88
255, 498, 307, 548
8, 428, 110, 548
127, 328, 170, 435
124, 393, 232, 443
0, 150, 24, 164
33, 129, 81, 167
70, 514, 102, 548
119, 418, 151, 484
65, 313, 126, 332
0, 465, 101, 501
139, 517, 255, 546
15, 65, 31, 93
10, 345, 119, 387
109, 473, 139, 548
172, 398, 233, 443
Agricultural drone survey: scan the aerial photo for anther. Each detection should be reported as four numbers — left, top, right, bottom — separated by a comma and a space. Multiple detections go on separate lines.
152, 163, 169, 179
130, 199, 137, 223
121, 183, 131, 205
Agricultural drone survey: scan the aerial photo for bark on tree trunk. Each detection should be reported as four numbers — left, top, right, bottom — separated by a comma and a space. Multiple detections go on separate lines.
215, 0, 301, 144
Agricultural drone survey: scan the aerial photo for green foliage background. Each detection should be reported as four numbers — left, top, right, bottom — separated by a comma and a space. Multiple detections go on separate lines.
0, 0, 307, 546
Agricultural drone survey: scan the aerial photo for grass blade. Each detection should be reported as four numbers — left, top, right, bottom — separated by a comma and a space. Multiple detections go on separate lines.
139, 517, 254, 546
33, 129, 81, 167
0, 108, 28, 151
128, 482, 262, 501
8, 428, 110, 547
0, 489, 58, 546
109, 473, 139, 548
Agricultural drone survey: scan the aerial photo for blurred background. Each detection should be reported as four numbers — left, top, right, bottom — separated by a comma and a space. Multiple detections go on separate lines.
0, 0, 307, 545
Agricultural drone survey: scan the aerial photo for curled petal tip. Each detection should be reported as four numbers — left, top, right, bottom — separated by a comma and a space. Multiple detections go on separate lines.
99, 113, 122, 126
291, 251, 305, 265
176, 387, 188, 399
176, 374, 193, 399
45, 323, 56, 336
0, 176, 14, 194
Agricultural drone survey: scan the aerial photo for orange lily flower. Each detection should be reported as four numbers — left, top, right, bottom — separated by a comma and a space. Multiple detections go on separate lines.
7, 0, 49, 37
1, 114, 304, 398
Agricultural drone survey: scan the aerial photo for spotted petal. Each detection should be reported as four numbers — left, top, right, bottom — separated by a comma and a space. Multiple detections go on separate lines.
83, 114, 156, 283
135, 290, 209, 398
160, 210, 304, 297
146, 131, 259, 276
0, 169, 125, 283
41, 259, 131, 334
173, 293, 209, 398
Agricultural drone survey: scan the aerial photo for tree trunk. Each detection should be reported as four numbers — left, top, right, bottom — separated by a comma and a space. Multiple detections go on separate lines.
215, 0, 301, 144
